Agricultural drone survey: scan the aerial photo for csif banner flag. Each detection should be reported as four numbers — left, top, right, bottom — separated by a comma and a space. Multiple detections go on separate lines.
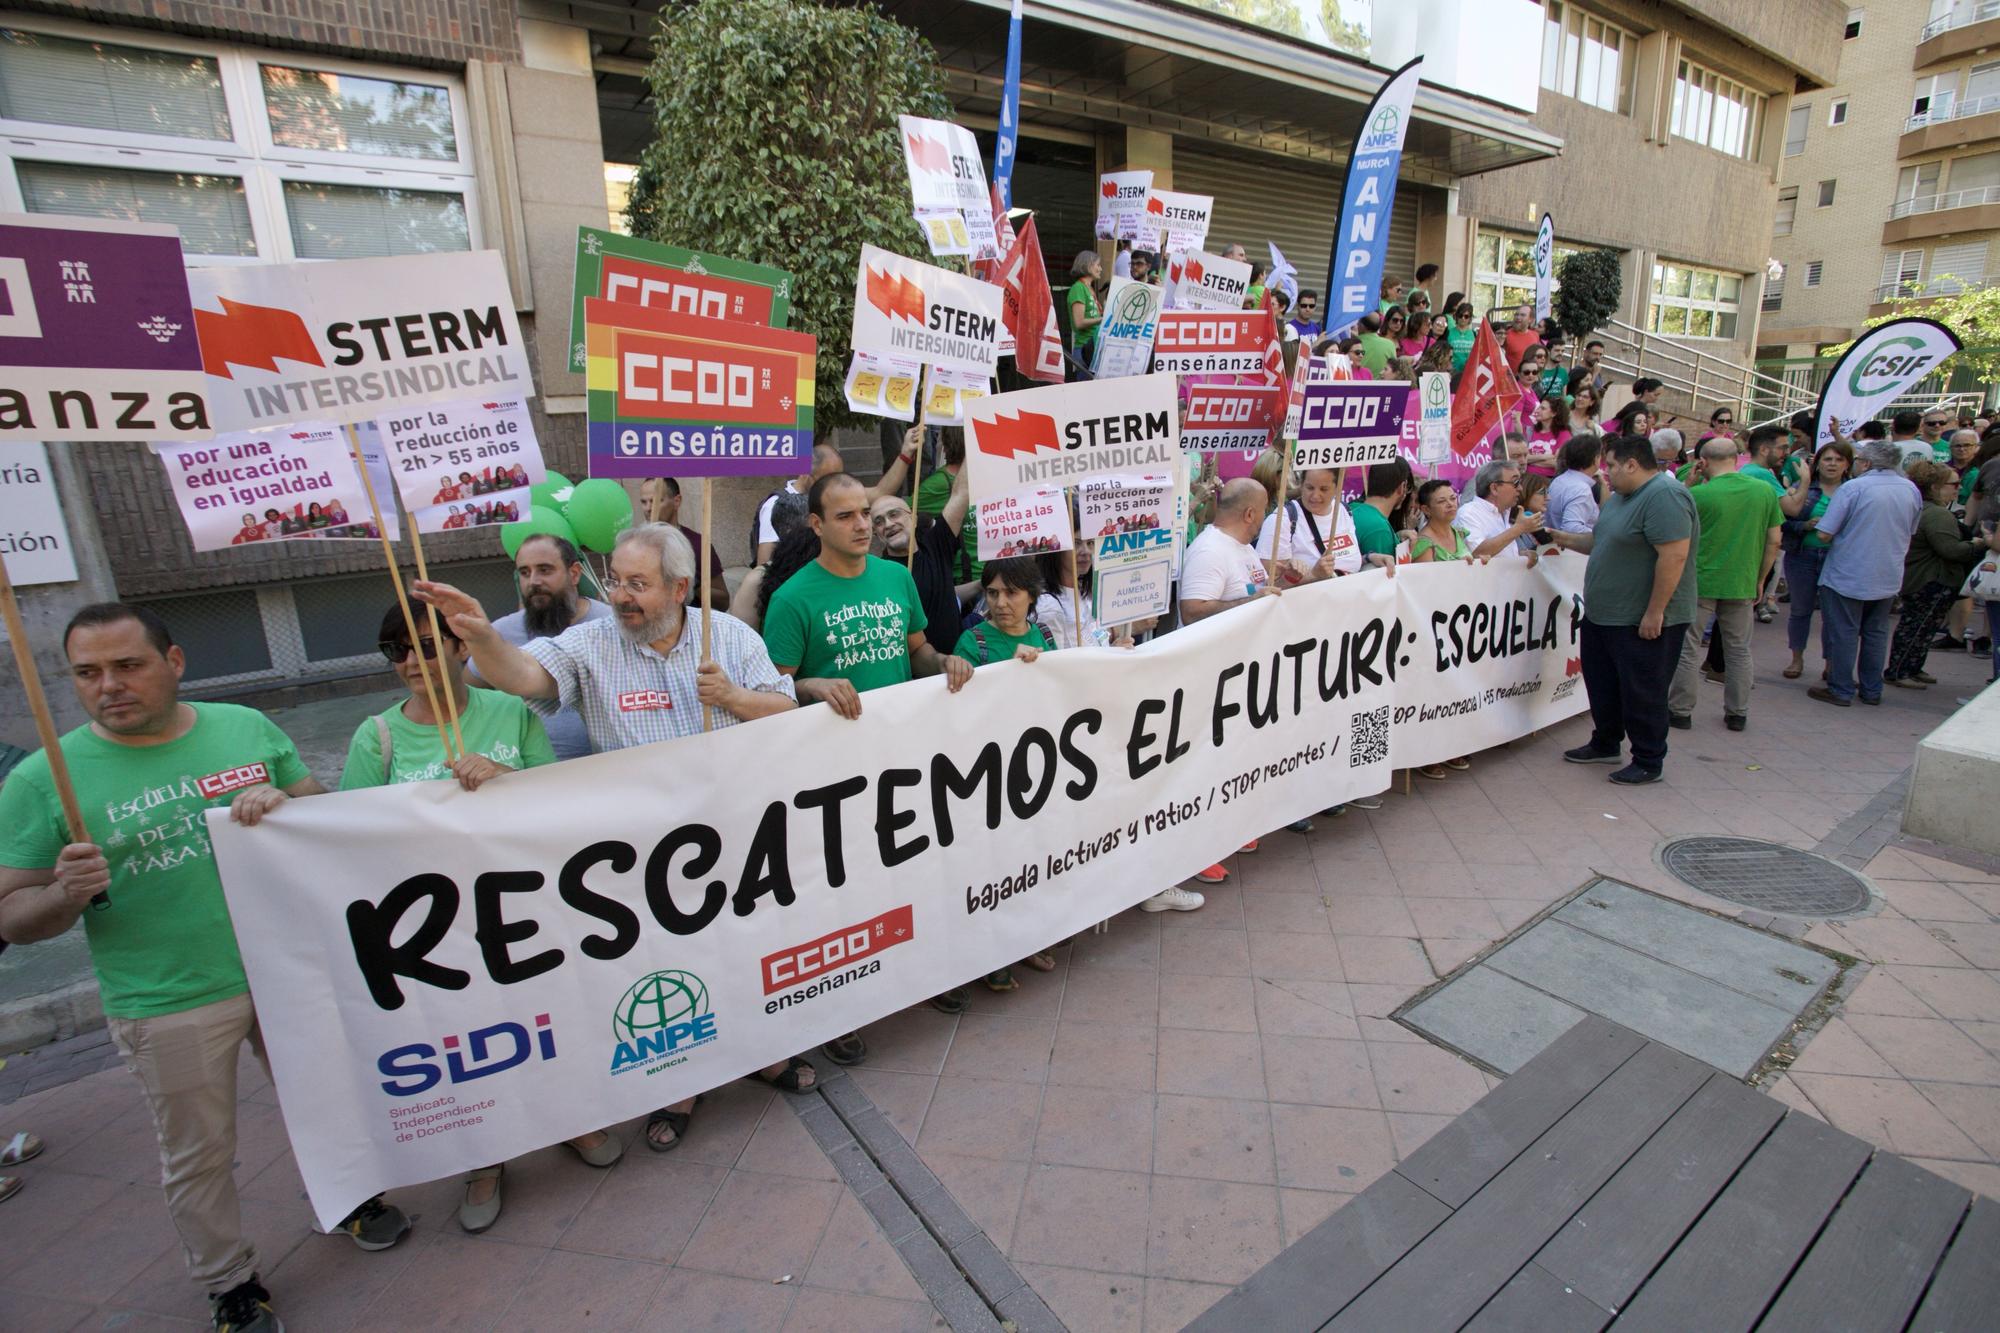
209, 556, 1587, 1229
1324, 57, 1422, 339
1810, 317, 1963, 447
1533, 213, 1555, 324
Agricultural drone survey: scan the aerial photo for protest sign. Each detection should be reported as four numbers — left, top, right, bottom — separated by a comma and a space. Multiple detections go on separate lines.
851, 244, 1004, 378
0, 215, 210, 442
1324, 58, 1421, 338
843, 352, 921, 421
1810, 317, 1963, 447
964, 373, 1179, 499
921, 365, 991, 427
377, 397, 543, 526
1297, 381, 1407, 470
1152, 311, 1270, 376
1078, 473, 1172, 539
1095, 170, 1154, 240
567, 228, 791, 375
1137, 189, 1213, 255
1165, 250, 1251, 313
897, 116, 999, 259
584, 298, 815, 479
975, 485, 1071, 559
1418, 371, 1451, 466
1183, 383, 1282, 453
151, 424, 389, 550
188, 253, 532, 436
0, 441, 76, 584
1093, 278, 1163, 379
1533, 213, 1555, 324
210, 554, 1585, 1229
1094, 536, 1175, 626
1449, 321, 1516, 463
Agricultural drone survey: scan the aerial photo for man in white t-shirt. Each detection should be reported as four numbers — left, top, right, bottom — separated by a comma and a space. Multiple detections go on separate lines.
1182, 477, 1277, 623
1457, 460, 1544, 558
1257, 467, 1371, 585
755, 440, 921, 564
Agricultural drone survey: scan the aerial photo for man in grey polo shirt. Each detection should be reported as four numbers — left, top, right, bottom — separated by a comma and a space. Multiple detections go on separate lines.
1807, 440, 1923, 707
485, 532, 612, 760
415, 523, 812, 1147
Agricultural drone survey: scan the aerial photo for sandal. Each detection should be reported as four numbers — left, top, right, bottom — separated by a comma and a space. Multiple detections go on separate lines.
983, 969, 1019, 992
0, 1176, 19, 1204
1418, 764, 1449, 780
753, 1057, 818, 1092
0, 1132, 42, 1168
1783, 662, 1803, 679
821, 1032, 868, 1066
930, 988, 969, 1014
1444, 756, 1470, 771
644, 1095, 703, 1153
1755, 607, 1775, 623
1023, 951, 1058, 972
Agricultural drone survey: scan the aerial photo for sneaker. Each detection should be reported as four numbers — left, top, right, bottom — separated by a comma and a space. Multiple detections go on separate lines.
1724, 715, 1746, 732
1563, 744, 1622, 764
1142, 886, 1206, 913
1192, 863, 1229, 884
335, 1195, 410, 1252
1668, 713, 1692, 730
1238, 839, 1260, 854
1885, 676, 1926, 690
1913, 671, 1938, 684
211, 1277, 282, 1333
1934, 634, 1966, 651
1806, 685, 1851, 708
1319, 804, 1349, 817
1973, 636, 1993, 655
1347, 794, 1385, 810
1609, 764, 1662, 786
1859, 694, 1881, 706
1287, 817, 1313, 834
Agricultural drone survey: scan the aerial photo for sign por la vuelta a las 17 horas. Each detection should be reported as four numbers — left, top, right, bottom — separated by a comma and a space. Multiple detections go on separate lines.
209, 554, 1588, 1229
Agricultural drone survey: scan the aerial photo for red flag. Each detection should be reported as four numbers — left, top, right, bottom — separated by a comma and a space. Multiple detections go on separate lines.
999, 216, 1066, 383
1448, 322, 1519, 462
1259, 293, 1287, 388
972, 182, 1017, 284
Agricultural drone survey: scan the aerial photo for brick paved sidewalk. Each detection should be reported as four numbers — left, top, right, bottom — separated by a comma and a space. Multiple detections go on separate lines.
1, 620, 1995, 1331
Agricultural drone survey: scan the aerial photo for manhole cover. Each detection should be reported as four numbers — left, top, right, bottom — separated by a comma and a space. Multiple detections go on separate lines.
1659, 837, 1872, 917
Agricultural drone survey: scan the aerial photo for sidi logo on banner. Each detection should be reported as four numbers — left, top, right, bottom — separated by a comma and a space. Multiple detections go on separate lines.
377, 1013, 557, 1096
965, 373, 1179, 497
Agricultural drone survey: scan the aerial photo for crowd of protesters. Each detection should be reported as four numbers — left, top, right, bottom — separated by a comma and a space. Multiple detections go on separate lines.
3, 254, 1999, 1333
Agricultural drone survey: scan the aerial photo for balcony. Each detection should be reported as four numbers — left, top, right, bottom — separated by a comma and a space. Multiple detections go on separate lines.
1902, 95, 2000, 156
1883, 185, 2000, 242
1868, 276, 1993, 317
1917, 2, 2000, 69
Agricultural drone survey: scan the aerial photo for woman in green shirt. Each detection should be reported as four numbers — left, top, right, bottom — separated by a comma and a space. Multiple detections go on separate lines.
950, 558, 1059, 993
1778, 441, 1850, 680
1409, 479, 1473, 563
1067, 250, 1103, 363
1446, 301, 1478, 376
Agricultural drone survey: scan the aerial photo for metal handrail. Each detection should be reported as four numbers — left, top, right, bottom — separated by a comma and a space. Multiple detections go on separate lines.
1581, 316, 1817, 423
1905, 93, 2000, 132
1888, 185, 2000, 219
1921, 1, 2000, 42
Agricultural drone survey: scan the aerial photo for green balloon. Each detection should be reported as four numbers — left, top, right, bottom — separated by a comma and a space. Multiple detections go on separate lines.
529, 471, 574, 510
500, 505, 577, 560
563, 478, 635, 553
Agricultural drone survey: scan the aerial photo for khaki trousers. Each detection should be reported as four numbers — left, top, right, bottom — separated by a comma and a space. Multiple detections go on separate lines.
1669, 597, 1755, 719
107, 991, 270, 1296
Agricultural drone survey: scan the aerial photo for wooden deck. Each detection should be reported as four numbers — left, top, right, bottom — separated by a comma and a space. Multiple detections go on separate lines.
1189, 1017, 1999, 1333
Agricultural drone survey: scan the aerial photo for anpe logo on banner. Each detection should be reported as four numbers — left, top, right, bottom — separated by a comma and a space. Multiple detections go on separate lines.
599, 255, 775, 326
1849, 337, 1939, 397
614, 331, 792, 424
377, 1013, 557, 1096
617, 690, 674, 712
197, 763, 271, 799
762, 905, 914, 1002
610, 970, 718, 1075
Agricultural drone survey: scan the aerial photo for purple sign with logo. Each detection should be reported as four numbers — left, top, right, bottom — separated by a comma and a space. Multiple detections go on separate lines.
1296, 380, 1407, 471
0, 214, 211, 441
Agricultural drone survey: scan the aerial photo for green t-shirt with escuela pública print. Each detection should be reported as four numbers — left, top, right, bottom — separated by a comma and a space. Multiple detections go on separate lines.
0, 703, 310, 1020
339, 686, 556, 790
762, 555, 929, 694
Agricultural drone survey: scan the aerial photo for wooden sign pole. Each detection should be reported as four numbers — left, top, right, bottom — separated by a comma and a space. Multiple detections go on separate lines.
344, 425, 455, 759
0, 550, 86, 844
402, 522, 467, 760
908, 365, 931, 572
700, 478, 716, 734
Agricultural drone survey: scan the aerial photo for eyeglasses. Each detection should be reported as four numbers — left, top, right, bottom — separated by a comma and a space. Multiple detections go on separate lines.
600, 577, 658, 596
379, 637, 442, 664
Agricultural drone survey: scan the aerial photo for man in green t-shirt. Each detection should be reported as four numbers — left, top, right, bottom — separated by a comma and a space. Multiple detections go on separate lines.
1547, 435, 1699, 785
1348, 459, 1412, 559
0, 604, 411, 1332
1668, 439, 1782, 731
762, 473, 973, 1064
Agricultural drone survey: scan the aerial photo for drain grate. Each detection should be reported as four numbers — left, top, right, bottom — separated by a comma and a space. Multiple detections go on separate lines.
1659, 837, 1872, 918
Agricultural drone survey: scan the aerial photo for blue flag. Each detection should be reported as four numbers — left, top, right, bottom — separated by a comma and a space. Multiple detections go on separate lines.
1324, 57, 1422, 340
996, 0, 1022, 210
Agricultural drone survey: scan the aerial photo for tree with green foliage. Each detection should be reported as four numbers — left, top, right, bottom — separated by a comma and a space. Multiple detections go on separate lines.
1828, 280, 2000, 380
625, 0, 950, 432
1552, 249, 1623, 350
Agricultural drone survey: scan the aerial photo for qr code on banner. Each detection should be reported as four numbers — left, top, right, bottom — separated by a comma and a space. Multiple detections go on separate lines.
1350, 706, 1390, 767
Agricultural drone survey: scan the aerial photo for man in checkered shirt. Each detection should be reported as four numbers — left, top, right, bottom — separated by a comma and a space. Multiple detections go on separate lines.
414, 522, 815, 1146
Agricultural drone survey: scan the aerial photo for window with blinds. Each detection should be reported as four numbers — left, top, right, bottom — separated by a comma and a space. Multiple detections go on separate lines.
1774, 187, 1798, 236
1672, 59, 1766, 160
1880, 248, 1922, 300
1927, 240, 1987, 293
0, 19, 475, 264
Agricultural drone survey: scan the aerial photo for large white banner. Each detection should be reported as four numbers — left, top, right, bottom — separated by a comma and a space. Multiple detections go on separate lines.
964, 373, 1180, 500
850, 244, 1004, 378
187, 252, 533, 435
210, 557, 1585, 1229
1810, 317, 1962, 447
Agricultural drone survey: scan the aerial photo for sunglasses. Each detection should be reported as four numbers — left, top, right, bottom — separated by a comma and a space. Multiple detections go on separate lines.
379, 636, 443, 664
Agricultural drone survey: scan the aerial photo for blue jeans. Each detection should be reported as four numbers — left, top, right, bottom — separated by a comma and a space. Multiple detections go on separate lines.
1783, 545, 1828, 654
1819, 587, 1893, 702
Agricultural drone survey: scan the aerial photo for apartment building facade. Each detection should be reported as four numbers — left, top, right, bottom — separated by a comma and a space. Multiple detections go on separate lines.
1766, 0, 2000, 356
